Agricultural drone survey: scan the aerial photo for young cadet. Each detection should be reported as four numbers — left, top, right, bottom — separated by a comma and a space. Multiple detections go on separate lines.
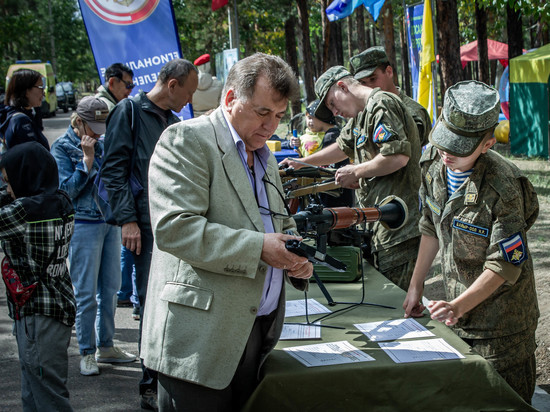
403, 80, 539, 404
280, 66, 421, 290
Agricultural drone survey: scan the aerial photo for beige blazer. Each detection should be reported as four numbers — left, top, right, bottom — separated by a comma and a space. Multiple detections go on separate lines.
141, 108, 303, 389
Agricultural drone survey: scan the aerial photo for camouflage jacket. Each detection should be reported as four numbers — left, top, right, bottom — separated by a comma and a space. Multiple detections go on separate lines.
337, 88, 421, 252
419, 146, 539, 338
398, 88, 432, 147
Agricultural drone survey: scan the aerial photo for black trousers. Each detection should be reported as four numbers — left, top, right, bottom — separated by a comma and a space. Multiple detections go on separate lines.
158, 310, 278, 412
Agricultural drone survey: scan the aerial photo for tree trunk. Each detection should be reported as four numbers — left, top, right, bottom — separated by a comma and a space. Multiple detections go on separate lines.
329, 21, 344, 67
506, 4, 524, 59
285, 16, 301, 116
400, 17, 411, 96
321, 0, 331, 73
356, 7, 366, 52
382, 2, 398, 85
365, 14, 372, 48
475, 0, 489, 85
296, 0, 316, 103
347, 17, 354, 61
435, 0, 463, 97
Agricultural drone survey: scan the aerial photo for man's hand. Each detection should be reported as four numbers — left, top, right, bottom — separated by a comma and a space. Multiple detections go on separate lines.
122, 221, 141, 255
335, 164, 360, 189
403, 286, 426, 318
261, 233, 312, 279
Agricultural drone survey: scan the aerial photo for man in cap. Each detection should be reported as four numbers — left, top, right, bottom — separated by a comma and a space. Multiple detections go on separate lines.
100, 58, 198, 410
280, 66, 421, 290
403, 80, 539, 404
192, 53, 223, 117
95, 63, 135, 111
350, 46, 431, 147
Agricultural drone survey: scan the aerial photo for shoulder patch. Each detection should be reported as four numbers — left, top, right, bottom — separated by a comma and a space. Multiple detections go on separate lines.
425, 196, 441, 216
356, 134, 366, 146
372, 123, 393, 143
499, 232, 527, 265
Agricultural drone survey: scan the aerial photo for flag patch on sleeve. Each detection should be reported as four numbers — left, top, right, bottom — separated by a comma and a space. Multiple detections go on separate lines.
372, 123, 393, 143
499, 232, 527, 265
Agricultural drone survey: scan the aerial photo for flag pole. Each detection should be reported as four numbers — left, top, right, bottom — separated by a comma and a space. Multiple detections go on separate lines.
228, 0, 240, 57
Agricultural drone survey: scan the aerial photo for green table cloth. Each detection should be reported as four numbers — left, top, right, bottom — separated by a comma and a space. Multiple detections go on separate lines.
244, 263, 535, 412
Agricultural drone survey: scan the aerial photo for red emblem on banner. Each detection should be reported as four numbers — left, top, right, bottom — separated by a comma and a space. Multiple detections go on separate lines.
82, 0, 160, 25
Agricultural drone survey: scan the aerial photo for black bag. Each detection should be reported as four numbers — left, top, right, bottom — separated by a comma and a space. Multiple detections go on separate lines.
93, 99, 143, 224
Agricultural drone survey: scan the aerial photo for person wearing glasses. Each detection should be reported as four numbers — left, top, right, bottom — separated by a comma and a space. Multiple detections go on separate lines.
0, 68, 50, 151
95, 63, 135, 111
141, 53, 312, 411
51, 97, 137, 377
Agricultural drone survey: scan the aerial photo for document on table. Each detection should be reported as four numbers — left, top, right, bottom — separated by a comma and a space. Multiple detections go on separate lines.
379, 338, 465, 363
354, 318, 435, 341
280, 322, 322, 340
284, 340, 375, 367
285, 298, 332, 318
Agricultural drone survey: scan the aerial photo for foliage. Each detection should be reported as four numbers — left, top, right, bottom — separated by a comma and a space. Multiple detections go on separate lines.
0, 0, 96, 87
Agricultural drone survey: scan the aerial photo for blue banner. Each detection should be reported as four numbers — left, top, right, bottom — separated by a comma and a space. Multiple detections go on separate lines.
406, 3, 424, 101
77, 0, 192, 119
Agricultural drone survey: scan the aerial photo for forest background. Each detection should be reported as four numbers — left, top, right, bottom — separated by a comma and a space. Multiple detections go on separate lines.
1, 0, 549, 115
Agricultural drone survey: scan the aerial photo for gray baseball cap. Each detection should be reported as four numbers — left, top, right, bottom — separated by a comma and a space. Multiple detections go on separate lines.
314, 66, 351, 121
429, 80, 500, 157
350, 46, 389, 80
76, 96, 109, 135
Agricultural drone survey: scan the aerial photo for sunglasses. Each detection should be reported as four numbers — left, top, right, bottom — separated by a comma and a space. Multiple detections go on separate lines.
119, 78, 135, 90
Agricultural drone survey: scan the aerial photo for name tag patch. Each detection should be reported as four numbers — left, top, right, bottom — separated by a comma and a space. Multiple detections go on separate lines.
499, 232, 527, 265
372, 123, 392, 143
452, 219, 489, 237
425, 196, 441, 216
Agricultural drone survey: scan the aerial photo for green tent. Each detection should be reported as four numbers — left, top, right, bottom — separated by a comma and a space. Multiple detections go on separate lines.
509, 43, 550, 159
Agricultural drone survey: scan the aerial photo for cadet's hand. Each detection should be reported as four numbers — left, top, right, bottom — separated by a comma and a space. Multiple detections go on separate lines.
278, 158, 304, 170
261, 233, 311, 278
403, 286, 426, 318
428, 300, 459, 326
335, 165, 360, 189
122, 222, 141, 255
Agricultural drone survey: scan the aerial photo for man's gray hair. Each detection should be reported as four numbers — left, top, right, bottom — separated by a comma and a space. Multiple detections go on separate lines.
221, 53, 299, 103
158, 59, 198, 85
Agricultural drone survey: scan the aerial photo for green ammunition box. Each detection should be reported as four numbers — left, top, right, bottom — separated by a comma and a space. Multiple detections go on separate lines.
313, 246, 361, 282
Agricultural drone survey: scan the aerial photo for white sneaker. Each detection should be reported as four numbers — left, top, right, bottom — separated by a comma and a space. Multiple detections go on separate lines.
80, 354, 100, 376
96, 346, 136, 363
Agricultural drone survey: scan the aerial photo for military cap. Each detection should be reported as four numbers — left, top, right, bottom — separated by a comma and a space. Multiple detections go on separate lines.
429, 80, 500, 157
350, 46, 390, 80
314, 66, 351, 121
306, 99, 336, 124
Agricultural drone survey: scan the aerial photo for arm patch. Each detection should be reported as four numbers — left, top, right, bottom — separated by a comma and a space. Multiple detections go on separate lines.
499, 232, 527, 265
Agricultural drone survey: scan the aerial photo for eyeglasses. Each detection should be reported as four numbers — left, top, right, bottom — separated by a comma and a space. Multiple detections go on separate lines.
119, 78, 135, 90
33, 85, 45, 90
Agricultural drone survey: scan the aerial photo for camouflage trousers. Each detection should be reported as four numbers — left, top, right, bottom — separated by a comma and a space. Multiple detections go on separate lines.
372, 236, 420, 291
463, 327, 537, 404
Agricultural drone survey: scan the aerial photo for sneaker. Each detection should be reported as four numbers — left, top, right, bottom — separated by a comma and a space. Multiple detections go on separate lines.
140, 389, 158, 411
96, 346, 136, 363
80, 354, 100, 376
132, 306, 140, 321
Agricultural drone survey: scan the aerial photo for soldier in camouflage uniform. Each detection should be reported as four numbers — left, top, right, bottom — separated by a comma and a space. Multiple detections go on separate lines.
350, 46, 432, 147
280, 66, 421, 290
403, 80, 539, 404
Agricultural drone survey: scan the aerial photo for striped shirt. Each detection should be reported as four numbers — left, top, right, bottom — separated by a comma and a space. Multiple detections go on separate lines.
447, 168, 473, 197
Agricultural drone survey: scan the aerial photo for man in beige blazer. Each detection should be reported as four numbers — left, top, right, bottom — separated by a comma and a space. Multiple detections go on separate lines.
142, 53, 312, 411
